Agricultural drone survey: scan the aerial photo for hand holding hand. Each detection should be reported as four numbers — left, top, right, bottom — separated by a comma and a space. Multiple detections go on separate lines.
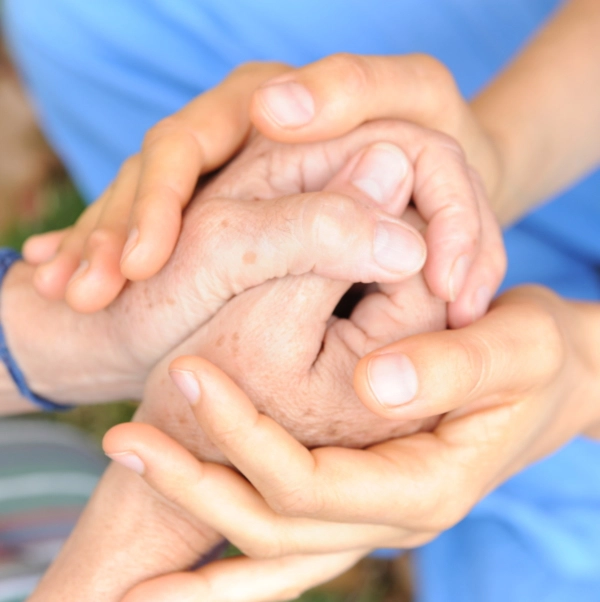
106, 286, 600, 601
25, 57, 504, 327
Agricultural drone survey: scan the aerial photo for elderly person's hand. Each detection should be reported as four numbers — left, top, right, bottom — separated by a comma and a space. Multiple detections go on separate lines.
4, 121, 435, 413
105, 285, 600, 602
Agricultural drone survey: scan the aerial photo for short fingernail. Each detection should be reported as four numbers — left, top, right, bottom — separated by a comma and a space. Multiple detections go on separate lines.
449, 254, 471, 302
257, 81, 315, 128
373, 221, 426, 274
67, 260, 89, 286
350, 143, 408, 206
120, 228, 139, 265
471, 285, 492, 322
107, 452, 145, 475
169, 369, 201, 405
367, 353, 418, 407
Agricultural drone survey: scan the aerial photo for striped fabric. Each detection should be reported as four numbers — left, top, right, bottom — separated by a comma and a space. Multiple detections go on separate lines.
0, 419, 107, 602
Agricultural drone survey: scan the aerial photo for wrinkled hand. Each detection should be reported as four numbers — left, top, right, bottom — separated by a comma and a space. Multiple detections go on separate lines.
107, 286, 600, 602
95, 118, 502, 382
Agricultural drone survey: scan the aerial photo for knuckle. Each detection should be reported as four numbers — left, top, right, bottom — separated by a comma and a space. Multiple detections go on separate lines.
523, 296, 566, 377
303, 193, 361, 253
408, 53, 461, 127
323, 52, 373, 96
231, 59, 289, 78
117, 155, 139, 179
85, 226, 121, 251
410, 53, 454, 89
412, 482, 471, 532
452, 333, 491, 400
267, 485, 323, 518
142, 117, 202, 157
428, 130, 466, 159
143, 117, 177, 148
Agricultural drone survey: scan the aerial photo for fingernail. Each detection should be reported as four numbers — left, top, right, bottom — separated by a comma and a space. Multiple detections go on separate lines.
471, 285, 492, 322
367, 353, 418, 407
67, 260, 89, 286
107, 452, 145, 475
449, 254, 471, 302
351, 143, 408, 206
120, 228, 139, 265
373, 221, 426, 274
169, 369, 201, 405
257, 81, 315, 128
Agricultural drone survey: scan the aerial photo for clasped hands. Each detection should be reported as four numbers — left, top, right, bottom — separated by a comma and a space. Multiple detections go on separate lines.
27, 55, 600, 602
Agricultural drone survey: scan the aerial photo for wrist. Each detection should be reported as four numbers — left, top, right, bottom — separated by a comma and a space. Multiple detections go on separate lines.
30, 462, 222, 601
468, 98, 522, 226
1, 261, 145, 405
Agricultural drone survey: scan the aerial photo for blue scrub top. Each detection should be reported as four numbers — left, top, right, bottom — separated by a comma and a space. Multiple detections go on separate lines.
4, 1, 600, 600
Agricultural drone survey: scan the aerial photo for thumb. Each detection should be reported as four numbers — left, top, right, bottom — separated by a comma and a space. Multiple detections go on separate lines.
353, 288, 563, 420
250, 54, 462, 144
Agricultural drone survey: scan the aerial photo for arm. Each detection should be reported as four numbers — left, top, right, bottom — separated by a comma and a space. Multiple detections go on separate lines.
472, 0, 600, 223
28, 438, 223, 602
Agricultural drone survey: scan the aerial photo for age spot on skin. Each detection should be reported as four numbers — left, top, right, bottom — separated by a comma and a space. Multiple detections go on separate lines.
220, 220, 229, 228
215, 335, 225, 348
243, 251, 257, 265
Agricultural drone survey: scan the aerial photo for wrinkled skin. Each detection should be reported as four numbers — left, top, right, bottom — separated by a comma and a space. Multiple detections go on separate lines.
108, 120, 452, 377
133, 126, 447, 461
30, 122, 451, 602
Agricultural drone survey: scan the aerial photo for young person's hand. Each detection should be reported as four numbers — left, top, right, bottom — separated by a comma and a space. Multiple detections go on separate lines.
105, 286, 600, 602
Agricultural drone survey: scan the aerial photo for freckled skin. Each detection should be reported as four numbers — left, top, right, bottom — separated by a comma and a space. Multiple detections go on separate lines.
134, 124, 447, 462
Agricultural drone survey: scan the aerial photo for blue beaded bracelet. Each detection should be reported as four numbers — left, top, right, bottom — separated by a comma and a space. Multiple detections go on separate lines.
0, 248, 72, 411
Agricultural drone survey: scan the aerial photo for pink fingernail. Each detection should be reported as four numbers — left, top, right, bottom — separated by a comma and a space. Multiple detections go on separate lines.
367, 353, 418, 407
449, 254, 471, 302
120, 228, 139, 265
373, 221, 426, 274
350, 143, 408, 206
471, 285, 492, 322
169, 369, 201, 405
67, 260, 89, 286
107, 452, 145, 475
257, 81, 315, 128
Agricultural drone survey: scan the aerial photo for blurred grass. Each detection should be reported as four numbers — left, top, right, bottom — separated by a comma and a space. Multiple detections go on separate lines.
0, 176, 410, 602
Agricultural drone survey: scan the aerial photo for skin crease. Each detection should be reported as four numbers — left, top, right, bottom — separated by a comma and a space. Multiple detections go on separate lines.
133, 127, 448, 457
136, 260, 444, 463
